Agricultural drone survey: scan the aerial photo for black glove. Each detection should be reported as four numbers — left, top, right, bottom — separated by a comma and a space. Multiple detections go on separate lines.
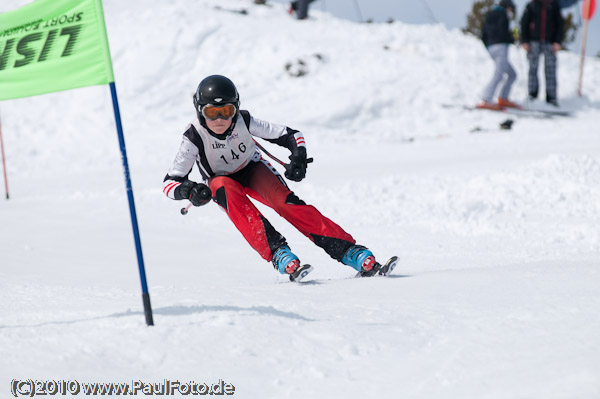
179, 181, 211, 206
285, 148, 308, 182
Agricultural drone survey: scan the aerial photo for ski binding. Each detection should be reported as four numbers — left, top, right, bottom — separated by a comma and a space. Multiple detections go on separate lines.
356, 256, 399, 278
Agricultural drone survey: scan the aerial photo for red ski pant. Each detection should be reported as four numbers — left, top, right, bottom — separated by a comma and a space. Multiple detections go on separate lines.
208, 160, 355, 262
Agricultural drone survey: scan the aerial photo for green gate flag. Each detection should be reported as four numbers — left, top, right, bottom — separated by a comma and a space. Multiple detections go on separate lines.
0, 0, 114, 101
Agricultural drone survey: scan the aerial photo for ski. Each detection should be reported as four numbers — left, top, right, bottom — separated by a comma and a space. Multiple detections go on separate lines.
441, 103, 571, 118
289, 256, 399, 282
505, 106, 571, 118
289, 264, 314, 283
356, 256, 399, 278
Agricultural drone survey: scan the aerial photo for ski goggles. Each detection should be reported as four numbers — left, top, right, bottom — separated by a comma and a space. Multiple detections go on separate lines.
201, 103, 237, 120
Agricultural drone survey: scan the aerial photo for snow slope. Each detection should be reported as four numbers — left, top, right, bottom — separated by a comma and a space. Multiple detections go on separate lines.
1, 1, 600, 398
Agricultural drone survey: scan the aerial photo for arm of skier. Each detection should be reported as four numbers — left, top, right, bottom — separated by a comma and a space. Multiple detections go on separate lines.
246, 113, 308, 182
501, 12, 513, 44
163, 135, 211, 206
481, 13, 489, 47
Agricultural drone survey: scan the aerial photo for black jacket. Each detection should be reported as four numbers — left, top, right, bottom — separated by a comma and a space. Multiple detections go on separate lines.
481, 6, 514, 47
520, 0, 564, 44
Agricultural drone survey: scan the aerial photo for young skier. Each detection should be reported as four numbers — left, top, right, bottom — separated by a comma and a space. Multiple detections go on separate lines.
163, 75, 394, 282
477, 0, 520, 111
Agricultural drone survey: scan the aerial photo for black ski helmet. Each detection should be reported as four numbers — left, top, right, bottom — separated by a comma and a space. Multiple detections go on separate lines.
193, 75, 240, 122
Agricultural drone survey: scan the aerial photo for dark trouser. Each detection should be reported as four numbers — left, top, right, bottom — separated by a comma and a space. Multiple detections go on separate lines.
291, 0, 314, 19
527, 42, 558, 102
209, 159, 355, 262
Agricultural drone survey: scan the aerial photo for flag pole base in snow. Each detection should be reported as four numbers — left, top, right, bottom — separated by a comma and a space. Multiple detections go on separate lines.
142, 293, 154, 326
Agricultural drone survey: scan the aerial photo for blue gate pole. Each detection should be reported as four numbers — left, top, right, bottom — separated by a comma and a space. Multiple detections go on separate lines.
109, 81, 154, 326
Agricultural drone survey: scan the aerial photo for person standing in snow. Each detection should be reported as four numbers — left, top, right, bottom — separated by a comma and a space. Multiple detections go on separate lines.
477, 0, 520, 111
289, 0, 314, 20
163, 75, 389, 282
520, 0, 564, 106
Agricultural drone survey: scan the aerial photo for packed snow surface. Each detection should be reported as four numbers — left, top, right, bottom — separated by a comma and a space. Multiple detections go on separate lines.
1, 1, 599, 398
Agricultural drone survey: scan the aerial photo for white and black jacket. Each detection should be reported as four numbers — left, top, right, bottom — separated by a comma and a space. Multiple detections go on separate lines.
163, 110, 306, 200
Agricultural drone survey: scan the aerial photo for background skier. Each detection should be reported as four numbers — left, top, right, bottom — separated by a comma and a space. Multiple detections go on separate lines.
520, 0, 564, 106
477, 0, 520, 111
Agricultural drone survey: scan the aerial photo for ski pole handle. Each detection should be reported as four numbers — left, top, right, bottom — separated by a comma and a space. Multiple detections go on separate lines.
286, 158, 314, 179
180, 202, 193, 215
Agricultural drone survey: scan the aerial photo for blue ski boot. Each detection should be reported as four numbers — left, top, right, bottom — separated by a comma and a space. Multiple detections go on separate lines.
272, 245, 313, 282
341, 245, 380, 277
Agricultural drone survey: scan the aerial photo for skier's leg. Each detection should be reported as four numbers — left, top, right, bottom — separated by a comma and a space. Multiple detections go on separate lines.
542, 43, 558, 103
209, 175, 286, 262
244, 160, 381, 274
296, 0, 309, 19
498, 45, 517, 100
527, 42, 541, 98
482, 44, 506, 103
245, 160, 357, 262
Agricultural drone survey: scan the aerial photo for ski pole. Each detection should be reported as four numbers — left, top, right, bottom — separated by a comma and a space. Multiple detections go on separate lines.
253, 139, 314, 180
180, 202, 193, 215
253, 139, 286, 166
352, 0, 363, 22
180, 184, 211, 215
253, 139, 314, 171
